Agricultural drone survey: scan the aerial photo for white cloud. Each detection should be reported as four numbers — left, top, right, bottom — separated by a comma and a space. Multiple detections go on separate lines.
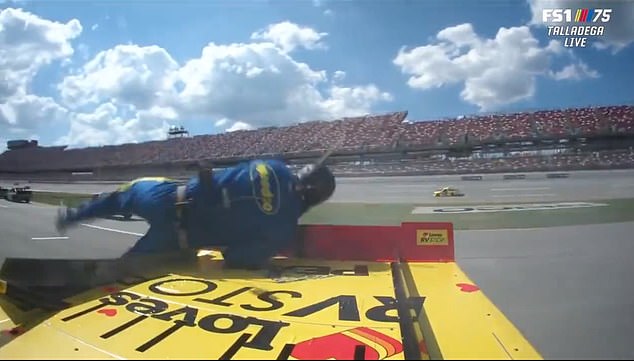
226, 121, 254, 132
0, 10, 390, 150
91, 23, 99, 31
332, 70, 346, 82
0, 95, 68, 129
393, 23, 598, 111
0, 7, 80, 139
0, 8, 82, 98
320, 85, 393, 117
59, 44, 179, 109
51, 20, 390, 147
527, 0, 634, 52
550, 62, 599, 81
170, 38, 390, 128
139, 105, 179, 121
250, 21, 328, 53
214, 118, 228, 127
57, 102, 170, 148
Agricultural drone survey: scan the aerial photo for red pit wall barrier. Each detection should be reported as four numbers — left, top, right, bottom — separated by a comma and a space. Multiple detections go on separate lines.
298, 222, 454, 263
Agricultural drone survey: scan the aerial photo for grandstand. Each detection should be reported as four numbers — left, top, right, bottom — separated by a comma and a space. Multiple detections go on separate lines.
0, 105, 632, 180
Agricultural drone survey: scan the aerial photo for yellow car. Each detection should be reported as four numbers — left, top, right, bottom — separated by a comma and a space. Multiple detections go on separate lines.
434, 187, 464, 197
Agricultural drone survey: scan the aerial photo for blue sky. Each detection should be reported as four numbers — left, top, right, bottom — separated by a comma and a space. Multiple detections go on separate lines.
1, 0, 633, 149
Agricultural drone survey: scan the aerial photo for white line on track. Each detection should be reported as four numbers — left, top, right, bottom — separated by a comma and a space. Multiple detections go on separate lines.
13, 205, 57, 209
31, 236, 69, 240
490, 187, 551, 191
0, 204, 8, 208
492, 193, 556, 198
80, 223, 144, 236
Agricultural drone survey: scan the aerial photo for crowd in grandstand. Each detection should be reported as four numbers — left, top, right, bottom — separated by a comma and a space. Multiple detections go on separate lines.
0, 105, 632, 175
330, 149, 634, 176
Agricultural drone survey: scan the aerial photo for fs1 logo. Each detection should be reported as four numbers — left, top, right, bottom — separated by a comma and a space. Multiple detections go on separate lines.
542, 8, 612, 23
542, 8, 611, 48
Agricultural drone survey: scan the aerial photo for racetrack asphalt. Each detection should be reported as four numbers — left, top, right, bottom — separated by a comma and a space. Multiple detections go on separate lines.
1, 168, 634, 359
4, 168, 634, 204
0, 201, 141, 263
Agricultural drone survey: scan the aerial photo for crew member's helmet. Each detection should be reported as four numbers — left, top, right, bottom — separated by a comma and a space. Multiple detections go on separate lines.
296, 163, 336, 209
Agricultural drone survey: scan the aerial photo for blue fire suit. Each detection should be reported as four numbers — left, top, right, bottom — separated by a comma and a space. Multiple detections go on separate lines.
65, 159, 306, 268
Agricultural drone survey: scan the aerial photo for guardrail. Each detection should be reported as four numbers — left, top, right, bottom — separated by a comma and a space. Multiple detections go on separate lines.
503, 174, 526, 180
461, 175, 483, 181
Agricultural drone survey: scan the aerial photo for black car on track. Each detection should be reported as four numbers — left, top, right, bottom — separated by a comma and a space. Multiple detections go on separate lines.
1, 185, 32, 203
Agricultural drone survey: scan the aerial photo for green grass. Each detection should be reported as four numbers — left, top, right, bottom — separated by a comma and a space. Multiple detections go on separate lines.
32, 192, 93, 208
301, 198, 634, 229
32, 191, 634, 230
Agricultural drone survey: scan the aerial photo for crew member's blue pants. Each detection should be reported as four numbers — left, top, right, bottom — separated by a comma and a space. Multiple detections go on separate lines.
66, 178, 276, 268
66, 179, 181, 254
